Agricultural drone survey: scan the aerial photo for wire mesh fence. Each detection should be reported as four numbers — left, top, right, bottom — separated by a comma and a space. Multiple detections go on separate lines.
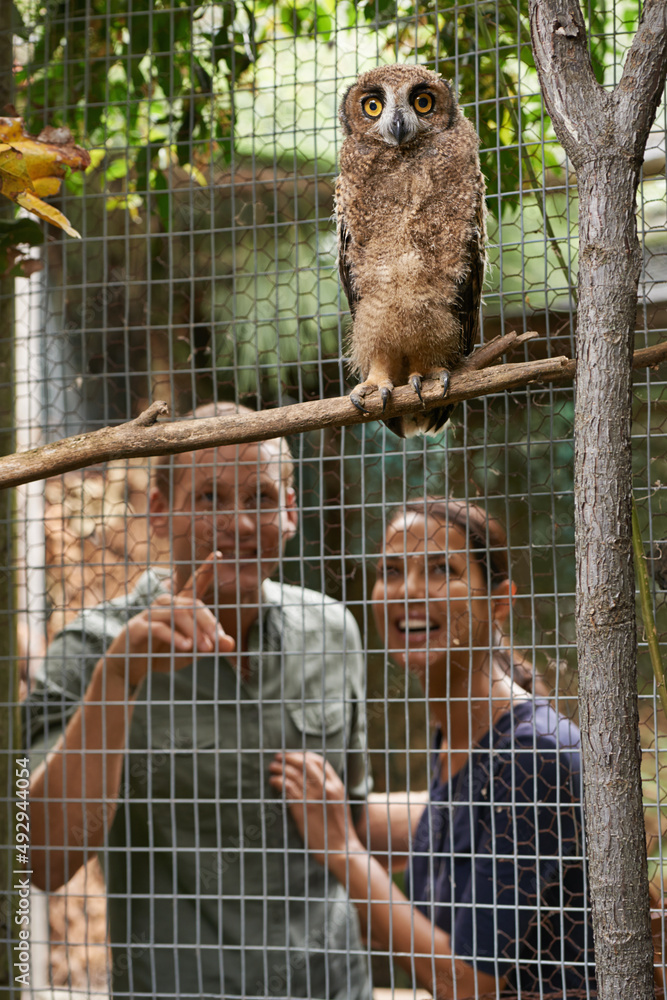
1, 1, 665, 997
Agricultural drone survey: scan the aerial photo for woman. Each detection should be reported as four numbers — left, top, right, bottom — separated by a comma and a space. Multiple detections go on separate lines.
270, 498, 596, 998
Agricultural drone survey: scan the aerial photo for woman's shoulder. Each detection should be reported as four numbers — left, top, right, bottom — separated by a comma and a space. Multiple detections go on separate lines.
490, 699, 583, 801
494, 697, 582, 751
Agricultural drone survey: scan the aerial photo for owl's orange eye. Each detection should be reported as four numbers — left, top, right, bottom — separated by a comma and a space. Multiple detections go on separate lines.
362, 96, 383, 118
413, 93, 434, 114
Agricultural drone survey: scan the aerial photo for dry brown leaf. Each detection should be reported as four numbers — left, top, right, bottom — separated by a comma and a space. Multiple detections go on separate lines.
0, 117, 91, 237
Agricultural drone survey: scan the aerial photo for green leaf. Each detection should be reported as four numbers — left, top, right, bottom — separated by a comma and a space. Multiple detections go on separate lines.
0, 216, 44, 246
104, 157, 130, 181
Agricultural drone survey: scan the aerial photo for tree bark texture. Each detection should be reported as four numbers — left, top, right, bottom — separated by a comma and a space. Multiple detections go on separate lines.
529, 2, 667, 997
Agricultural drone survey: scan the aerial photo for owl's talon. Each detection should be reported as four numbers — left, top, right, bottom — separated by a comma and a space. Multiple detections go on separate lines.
350, 393, 369, 415
380, 386, 391, 412
410, 374, 423, 403
440, 372, 450, 397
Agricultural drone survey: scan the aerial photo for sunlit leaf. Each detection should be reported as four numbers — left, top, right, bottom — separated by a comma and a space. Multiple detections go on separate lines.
15, 191, 81, 238
31, 176, 62, 197
0, 117, 90, 237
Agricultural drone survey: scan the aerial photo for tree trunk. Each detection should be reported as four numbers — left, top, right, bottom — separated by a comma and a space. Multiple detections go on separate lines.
574, 160, 653, 998
529, 2, 667, 997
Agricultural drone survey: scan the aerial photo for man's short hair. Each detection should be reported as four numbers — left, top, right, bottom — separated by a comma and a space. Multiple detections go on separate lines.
153, 402, 295, 499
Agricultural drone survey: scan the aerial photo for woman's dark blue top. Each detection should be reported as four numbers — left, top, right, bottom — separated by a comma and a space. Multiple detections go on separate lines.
405, 699, 596, 996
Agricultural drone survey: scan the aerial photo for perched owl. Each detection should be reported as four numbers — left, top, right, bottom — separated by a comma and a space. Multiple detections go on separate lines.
336, 64, 486, 437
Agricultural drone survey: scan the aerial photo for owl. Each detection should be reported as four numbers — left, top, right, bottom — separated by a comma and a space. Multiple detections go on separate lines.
336, 64, 486, 437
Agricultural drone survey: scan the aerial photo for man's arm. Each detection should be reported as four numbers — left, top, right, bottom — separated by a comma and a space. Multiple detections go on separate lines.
30, 654, 136, 891
30, 555, 233, 892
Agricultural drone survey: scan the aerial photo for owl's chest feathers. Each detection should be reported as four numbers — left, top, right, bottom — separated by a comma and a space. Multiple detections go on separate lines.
341, 143, 479, 265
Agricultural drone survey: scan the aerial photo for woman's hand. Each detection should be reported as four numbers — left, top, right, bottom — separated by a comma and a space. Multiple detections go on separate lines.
271, 752, 500, 999
269, 751, 363, 867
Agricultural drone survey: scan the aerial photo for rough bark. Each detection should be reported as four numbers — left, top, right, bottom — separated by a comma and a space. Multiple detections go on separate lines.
529, 2, 667, 997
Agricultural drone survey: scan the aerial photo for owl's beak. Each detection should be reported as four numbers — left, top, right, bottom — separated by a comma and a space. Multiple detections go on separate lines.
388, 110, 409, 145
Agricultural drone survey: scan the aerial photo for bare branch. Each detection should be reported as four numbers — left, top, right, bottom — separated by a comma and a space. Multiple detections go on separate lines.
462, 329, 538, 369
528, 0, 607, 163
617, 0, 667, 153
530, 0, 667, 166
1, 340, 666, 491
130, 400, 170, 427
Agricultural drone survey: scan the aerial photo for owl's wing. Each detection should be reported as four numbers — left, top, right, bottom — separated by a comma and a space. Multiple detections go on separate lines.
336, 199, 359, 316
455, 205, 485, 358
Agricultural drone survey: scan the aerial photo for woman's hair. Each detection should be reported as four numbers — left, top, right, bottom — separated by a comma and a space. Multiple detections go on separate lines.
399, 497, 509, 591
387, 497, 543, 695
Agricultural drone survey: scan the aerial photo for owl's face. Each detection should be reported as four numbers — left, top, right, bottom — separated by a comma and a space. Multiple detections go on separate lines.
339, 65, 456, 147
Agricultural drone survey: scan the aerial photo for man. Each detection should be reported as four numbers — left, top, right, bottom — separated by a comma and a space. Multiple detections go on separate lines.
27, 403, 372, 999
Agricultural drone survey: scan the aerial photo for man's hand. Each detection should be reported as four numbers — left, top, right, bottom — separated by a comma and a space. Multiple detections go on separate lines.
269, 751, 363, 867
104, 551, 235, 689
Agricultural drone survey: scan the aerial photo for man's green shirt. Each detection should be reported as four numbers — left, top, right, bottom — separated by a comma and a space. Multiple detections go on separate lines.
27, 572, 372, 1000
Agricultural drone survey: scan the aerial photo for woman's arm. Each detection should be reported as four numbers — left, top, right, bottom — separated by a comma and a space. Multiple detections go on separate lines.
269, 751, 503, 1000
650, 881, 666, 996
335, 845, 499, 998
356, 790, 429, 870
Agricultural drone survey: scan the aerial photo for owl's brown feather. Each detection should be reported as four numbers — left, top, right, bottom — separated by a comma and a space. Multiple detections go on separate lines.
337, 213, 358, 317
455, 198, 485, 360
336, 64, 486, 437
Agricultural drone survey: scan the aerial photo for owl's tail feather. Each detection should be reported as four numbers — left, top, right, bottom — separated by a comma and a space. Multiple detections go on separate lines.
382, 404, 455, 438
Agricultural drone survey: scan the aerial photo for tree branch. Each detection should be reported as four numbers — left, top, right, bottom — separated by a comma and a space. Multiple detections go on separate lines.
1, 338, 666, 491
528, 0, 608, 164
618, 0, 667, 152
530, 0, 667, 167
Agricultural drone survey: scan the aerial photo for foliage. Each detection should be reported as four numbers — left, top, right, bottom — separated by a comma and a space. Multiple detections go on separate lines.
0, 114, 89, 275
0, 215, 42, 277
13, 1, 559, 208
0, 116, 90, 237
12, 0, 579, 386
11, 1, 646, 287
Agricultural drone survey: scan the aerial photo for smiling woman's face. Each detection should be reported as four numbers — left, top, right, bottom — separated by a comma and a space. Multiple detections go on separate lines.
371, 512, 493, 684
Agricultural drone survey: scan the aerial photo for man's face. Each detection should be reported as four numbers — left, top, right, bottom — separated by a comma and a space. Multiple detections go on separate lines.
151, 441, 297, 602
